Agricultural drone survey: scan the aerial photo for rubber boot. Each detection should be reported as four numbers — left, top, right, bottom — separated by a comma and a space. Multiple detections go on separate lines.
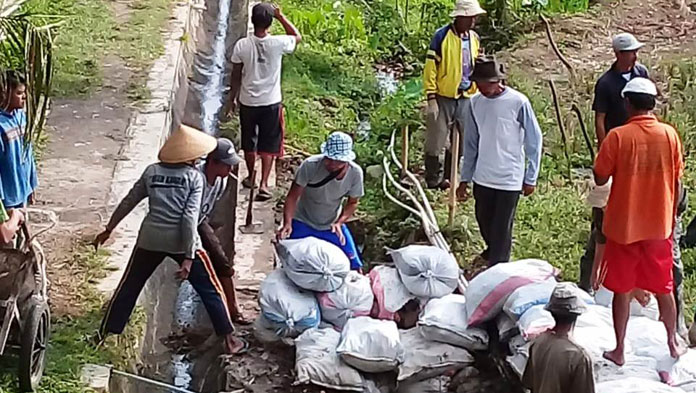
424, 154, 442, 189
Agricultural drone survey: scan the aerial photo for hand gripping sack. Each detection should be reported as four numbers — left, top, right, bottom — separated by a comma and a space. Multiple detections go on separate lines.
398, 328, 474, 383
337, 317, 404, 373
277, 238, 350, 292
464, 259, 557, 326
389, 245, 459, 298
259, 269, 320, 339
418, 294, 489, 351
317, 271, 374, 329
295, 328, 365, 391
369, 265, 415, 321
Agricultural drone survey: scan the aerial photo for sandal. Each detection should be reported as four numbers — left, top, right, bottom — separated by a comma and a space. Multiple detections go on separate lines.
230, 337, 250, 355
255, 189, 273, 202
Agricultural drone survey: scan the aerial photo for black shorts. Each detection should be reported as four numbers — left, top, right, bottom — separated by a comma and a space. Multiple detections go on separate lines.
239, 103, 284, 156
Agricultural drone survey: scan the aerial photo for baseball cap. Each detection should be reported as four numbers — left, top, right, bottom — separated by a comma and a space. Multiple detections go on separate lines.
612, 33, 644, 52
210, 138, 242, 166
621, 77, 657, 98
545, 282, 587, 316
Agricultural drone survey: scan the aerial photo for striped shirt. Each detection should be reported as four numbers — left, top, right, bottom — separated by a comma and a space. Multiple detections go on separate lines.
0, 109, 38, 207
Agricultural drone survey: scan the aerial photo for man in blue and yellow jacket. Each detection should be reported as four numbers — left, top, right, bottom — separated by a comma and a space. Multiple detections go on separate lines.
423, 0, 485, 189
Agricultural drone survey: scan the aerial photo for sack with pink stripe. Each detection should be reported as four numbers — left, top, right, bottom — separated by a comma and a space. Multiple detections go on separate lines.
317, 271, 374, 330
464, 259, 557, 326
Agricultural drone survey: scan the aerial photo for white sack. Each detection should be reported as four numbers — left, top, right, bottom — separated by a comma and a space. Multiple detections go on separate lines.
277, 238, 350, 292
517, 305, 554, 340
586, 177, 612, 208
503, 279, 557, 319
398, 328, 475, 383
259, 269, 320, 339
594, 286, 659, 320
369, 265, 415, 320
418, 294, 489, 351
337, 317, 404, 373
389, 245, 459, 298
295, 328, 365, 391
253, 314, 294, 345
465, 259, 557, 326
317, 271, 374, 329
596, 377, 684, 393
397, 376, 450, 393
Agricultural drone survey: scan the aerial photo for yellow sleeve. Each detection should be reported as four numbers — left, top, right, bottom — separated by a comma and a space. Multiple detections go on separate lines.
424, 55, 438, 97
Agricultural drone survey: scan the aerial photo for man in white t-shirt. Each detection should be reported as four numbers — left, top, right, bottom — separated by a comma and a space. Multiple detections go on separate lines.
228, 3, 301, 201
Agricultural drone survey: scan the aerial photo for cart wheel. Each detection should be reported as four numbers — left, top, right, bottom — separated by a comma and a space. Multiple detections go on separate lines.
18, 301, 50, 392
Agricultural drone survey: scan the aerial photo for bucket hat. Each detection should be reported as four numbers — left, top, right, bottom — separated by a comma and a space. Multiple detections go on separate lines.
621, 77, 657, 98
612, 33, 644, 52
321, 132, 356, 162
545, 282, 587, 316
470, 56, 506, 83
210, 138, 242, 166
450, 0, 486, 17
158, 124, 217, 164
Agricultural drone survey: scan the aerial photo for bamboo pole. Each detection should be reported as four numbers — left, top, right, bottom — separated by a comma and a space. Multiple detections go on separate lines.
401, 125, 409, 177
448, 126, 460, 229
548, 80, 572, 181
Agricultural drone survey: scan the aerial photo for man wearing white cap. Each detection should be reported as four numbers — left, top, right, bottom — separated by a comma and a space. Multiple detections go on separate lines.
423, 0, 485, 190
277, 132, 364, 269
580, 33, 648, 293
594, 77, 686, 365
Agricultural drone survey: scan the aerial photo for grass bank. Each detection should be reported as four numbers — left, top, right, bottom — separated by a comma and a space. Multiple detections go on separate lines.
24, 0, 174, 98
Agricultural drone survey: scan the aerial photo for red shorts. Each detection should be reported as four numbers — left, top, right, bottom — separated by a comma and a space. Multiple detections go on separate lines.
602, 238, 673, 294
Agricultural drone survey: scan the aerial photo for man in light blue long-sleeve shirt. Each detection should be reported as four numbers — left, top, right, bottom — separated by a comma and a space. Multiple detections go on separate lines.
456, 57, 543, 266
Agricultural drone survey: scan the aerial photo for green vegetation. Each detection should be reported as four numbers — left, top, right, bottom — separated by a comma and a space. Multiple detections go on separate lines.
23, 0, 173, 97
0, 245, 144, 393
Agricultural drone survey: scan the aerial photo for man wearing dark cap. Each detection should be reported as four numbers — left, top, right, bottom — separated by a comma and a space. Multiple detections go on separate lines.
522, 283, 595, 393
456, 57, 543, 266
197, 138, 250, 324
228, 3, 301, 201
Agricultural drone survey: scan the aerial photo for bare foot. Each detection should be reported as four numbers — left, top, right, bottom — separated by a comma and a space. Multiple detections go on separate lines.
224, 335, 248, 355
658, 371, 674, 386
669, 339, 687, 359
603, 349, 625, 366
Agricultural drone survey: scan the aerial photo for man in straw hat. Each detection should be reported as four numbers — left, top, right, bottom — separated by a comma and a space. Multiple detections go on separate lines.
456, 56, 543, 266
522, 283, 595, 393
423, 0, 485, 190
228, 3, 301, 201
94, 125, 248, 355
277, 131, 364, 269
594, 77, 686, 365
196, 138, 251, 324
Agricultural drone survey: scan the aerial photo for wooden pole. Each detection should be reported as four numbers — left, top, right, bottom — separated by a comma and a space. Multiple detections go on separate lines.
401, 125, 409, 177
548, 80, 572, 181
448, 125, 460, 229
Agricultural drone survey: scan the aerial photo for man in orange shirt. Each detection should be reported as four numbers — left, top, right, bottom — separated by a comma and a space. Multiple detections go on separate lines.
594, 77, 685, 365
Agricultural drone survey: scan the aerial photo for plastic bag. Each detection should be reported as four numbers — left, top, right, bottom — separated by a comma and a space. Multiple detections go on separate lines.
259, 269, 320, 339
369, 265, 415, 321
586, 177, 612, 208
337, 317, 404, 373
465, 259, 557, 326
398, 328, 474, 383
418, 294, 489, 351
277, 238, 350, 292
295, 328, 365, 391
317, 271, 374, 329
389, 245, 459, 298
517, 305, 554, 340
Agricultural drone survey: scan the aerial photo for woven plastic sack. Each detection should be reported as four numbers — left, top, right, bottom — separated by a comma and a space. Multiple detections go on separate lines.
517, 305, 554, 340
586, 177, 613, 208
369, 265, 415, 321
295, 328, 365, 391
418, 294, 489, 351
389, 245, 459, 298
465, 259, 557, 326
398, 328, 474, 383
277, 238, 350, 292
317, 271, 374, 329
337, 317, 404, 373
596, 377, 684, 393
259, 269, 320, 339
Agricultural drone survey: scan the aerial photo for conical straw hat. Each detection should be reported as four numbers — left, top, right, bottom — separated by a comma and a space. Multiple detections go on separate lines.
158, 124, 217, 164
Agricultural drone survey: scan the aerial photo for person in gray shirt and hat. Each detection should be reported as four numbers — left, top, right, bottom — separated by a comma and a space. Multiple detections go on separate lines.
522, 282, 595, 393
